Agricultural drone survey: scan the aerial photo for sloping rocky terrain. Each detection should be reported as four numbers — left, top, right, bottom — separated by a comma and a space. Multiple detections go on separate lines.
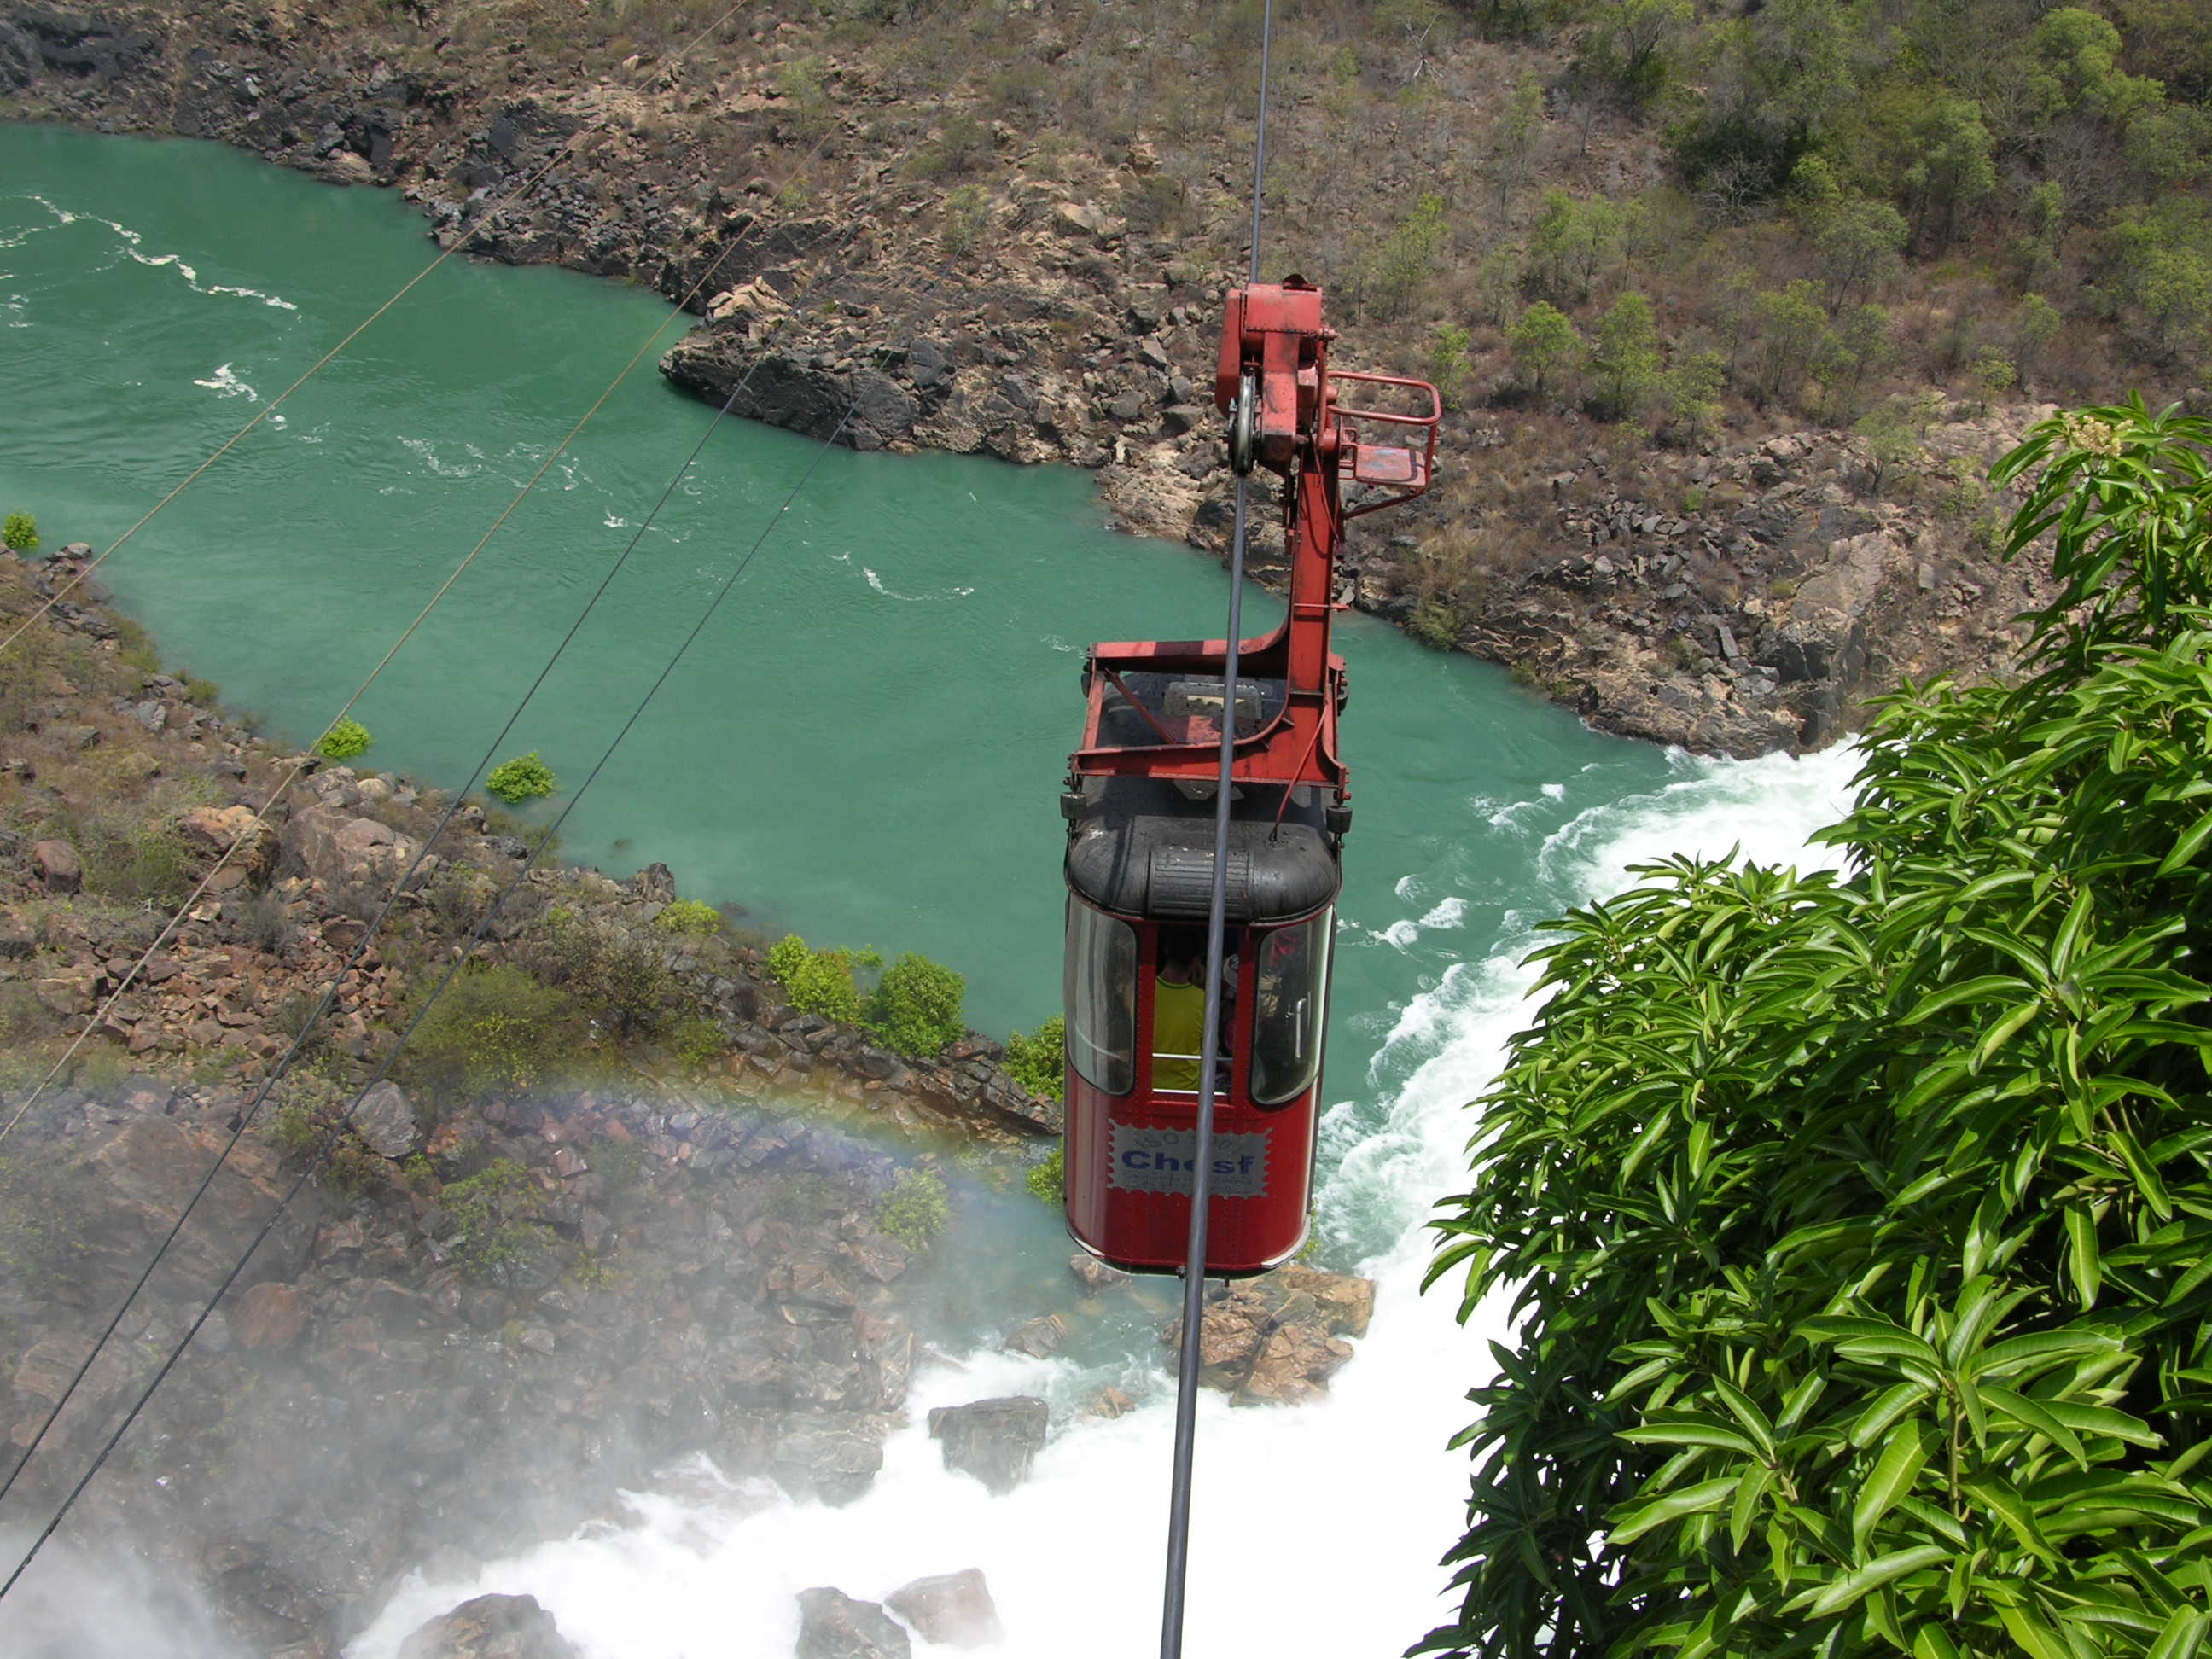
0, 0, 2101, 755
0, 544, 1374, 1655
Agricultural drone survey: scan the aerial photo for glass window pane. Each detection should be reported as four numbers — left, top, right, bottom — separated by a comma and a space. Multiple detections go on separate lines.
1249, 911, 1331, 1106
1064, 899, 1135, 1095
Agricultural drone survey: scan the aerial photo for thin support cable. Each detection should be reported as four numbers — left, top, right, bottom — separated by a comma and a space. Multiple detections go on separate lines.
0, 265, 948, 1604
1161, 3, 1272, 1656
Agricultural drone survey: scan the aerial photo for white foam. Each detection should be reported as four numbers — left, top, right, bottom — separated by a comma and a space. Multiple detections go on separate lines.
861, 565, 974, 602
192, 364, 257, 401
399, 436, 483, 479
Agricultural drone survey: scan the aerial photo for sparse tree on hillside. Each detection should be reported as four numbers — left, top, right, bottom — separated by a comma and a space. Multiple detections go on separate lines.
1584, 292, 1662, 421
1743, 279, 1828, 410
1507, 301, 1580, 396
1811, 195, 1908, 307
1902, 95, 1997, 252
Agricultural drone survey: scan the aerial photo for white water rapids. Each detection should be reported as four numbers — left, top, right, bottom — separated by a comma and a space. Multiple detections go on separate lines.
347, 746, 1860, 1659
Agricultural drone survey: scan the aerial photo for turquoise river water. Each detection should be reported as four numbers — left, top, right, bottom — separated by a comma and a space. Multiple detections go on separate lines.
0, 125, 1864, 1656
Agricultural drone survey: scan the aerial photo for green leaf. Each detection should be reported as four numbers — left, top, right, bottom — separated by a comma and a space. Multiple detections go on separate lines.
1978, 1385, 2088, 1466
1853, 1424, 1931, 1549
2064, 1207, 2103, 1307
2146, 1608, 2209, 1659
1607, 1476, 1742, 1545
1796, 1545, 1951, 1618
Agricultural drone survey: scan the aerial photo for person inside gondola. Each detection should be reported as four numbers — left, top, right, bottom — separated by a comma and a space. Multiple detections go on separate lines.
1151, 928, 1233, 1093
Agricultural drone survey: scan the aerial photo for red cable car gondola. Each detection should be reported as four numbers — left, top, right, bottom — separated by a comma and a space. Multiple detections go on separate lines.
1058, 279, 1440, 1277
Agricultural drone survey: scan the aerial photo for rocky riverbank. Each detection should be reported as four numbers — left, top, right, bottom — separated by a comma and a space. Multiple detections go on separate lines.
0, 544, 1377, 1656
0, 0, 2082, 757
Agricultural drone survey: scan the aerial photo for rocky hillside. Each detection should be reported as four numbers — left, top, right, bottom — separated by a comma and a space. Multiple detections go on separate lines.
0, 544, 1377, 1655
4, 0, 2180, 754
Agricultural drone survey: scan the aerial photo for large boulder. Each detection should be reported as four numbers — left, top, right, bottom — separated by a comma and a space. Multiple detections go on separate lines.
29, 838, 79, 892
226, 1280, 309, 1352
927, 1396, 1047, 1494
349, 1079, 422, 1158
176, 804, 280, 888
1161, 1262, 1377, 1406
771, 1420, 885, 1506
886, 1569, 1001, 1649
795, 1587, 910, 1659
398, 1593, 579, 1659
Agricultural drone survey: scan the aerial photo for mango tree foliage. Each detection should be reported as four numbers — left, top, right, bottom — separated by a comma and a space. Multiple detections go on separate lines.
1419, 403, 2212, 1658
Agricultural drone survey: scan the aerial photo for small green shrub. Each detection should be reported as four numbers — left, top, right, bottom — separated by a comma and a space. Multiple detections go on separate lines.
528, 906, 670, 1040
485, 750, 556, 805
2, 513, 38, 554
862, 952, 964, 1054
78, 818, 195, 907
442, 1157, 547, 1282
1407, 599, 1463, 651
655, 899, 722, 935
764, 932, 811, 987
874, 1167, 950, 1250
672, 1014, 724, 1070
1003, 1015, 1065, 1103
766, 934, 864, 1024
1025, 1144, 1065, 1206
314, 718, 372, 761
269, 1071, 381, 1196
397, 963, 580, 1102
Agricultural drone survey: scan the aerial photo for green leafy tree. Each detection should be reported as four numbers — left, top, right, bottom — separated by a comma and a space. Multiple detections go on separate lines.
1810, 302, 1895, 423
1901, 95, 1996, 252
1507, 301, 1580, 395
399, 963, 580, 1103
1741, 279, 1827, 410
1356, 193, 1452, 320
1571, 0, 1692, 112
1810, 195, 1908, 307
786, 945, 863, 1025
442, 1158, 549, 1283
1527, 190, 1629, 304
1851, 396, 1924, 495
2011, 293, 2064, 390
864, 952, 965, 1054
1, 513, 38, 554
1419, 401, 2212, 1658
1971, 345, 2018, 414
486, 750, 557, 804
1025, 1144, 1065, 1205
1658, 348, 1725, 445
1583, 291, 1662, 421
1429, 323, 1474, 406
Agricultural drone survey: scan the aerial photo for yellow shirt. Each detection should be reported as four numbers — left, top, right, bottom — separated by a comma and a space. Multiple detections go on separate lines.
1152, 979, 1206, 1090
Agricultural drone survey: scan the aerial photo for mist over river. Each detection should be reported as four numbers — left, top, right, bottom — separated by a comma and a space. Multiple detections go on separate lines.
3, 125, 1862, 1653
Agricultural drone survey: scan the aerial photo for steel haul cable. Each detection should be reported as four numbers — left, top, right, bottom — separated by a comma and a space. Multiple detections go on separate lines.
0, 253, 954, 1605
1160, 2, 1273, 1656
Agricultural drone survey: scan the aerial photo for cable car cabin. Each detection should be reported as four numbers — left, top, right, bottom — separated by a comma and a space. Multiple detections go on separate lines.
1058, 277, 1439, 1277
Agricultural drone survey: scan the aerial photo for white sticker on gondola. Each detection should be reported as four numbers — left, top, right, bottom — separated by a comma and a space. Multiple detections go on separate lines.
1109, 1126, 1268, 1197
